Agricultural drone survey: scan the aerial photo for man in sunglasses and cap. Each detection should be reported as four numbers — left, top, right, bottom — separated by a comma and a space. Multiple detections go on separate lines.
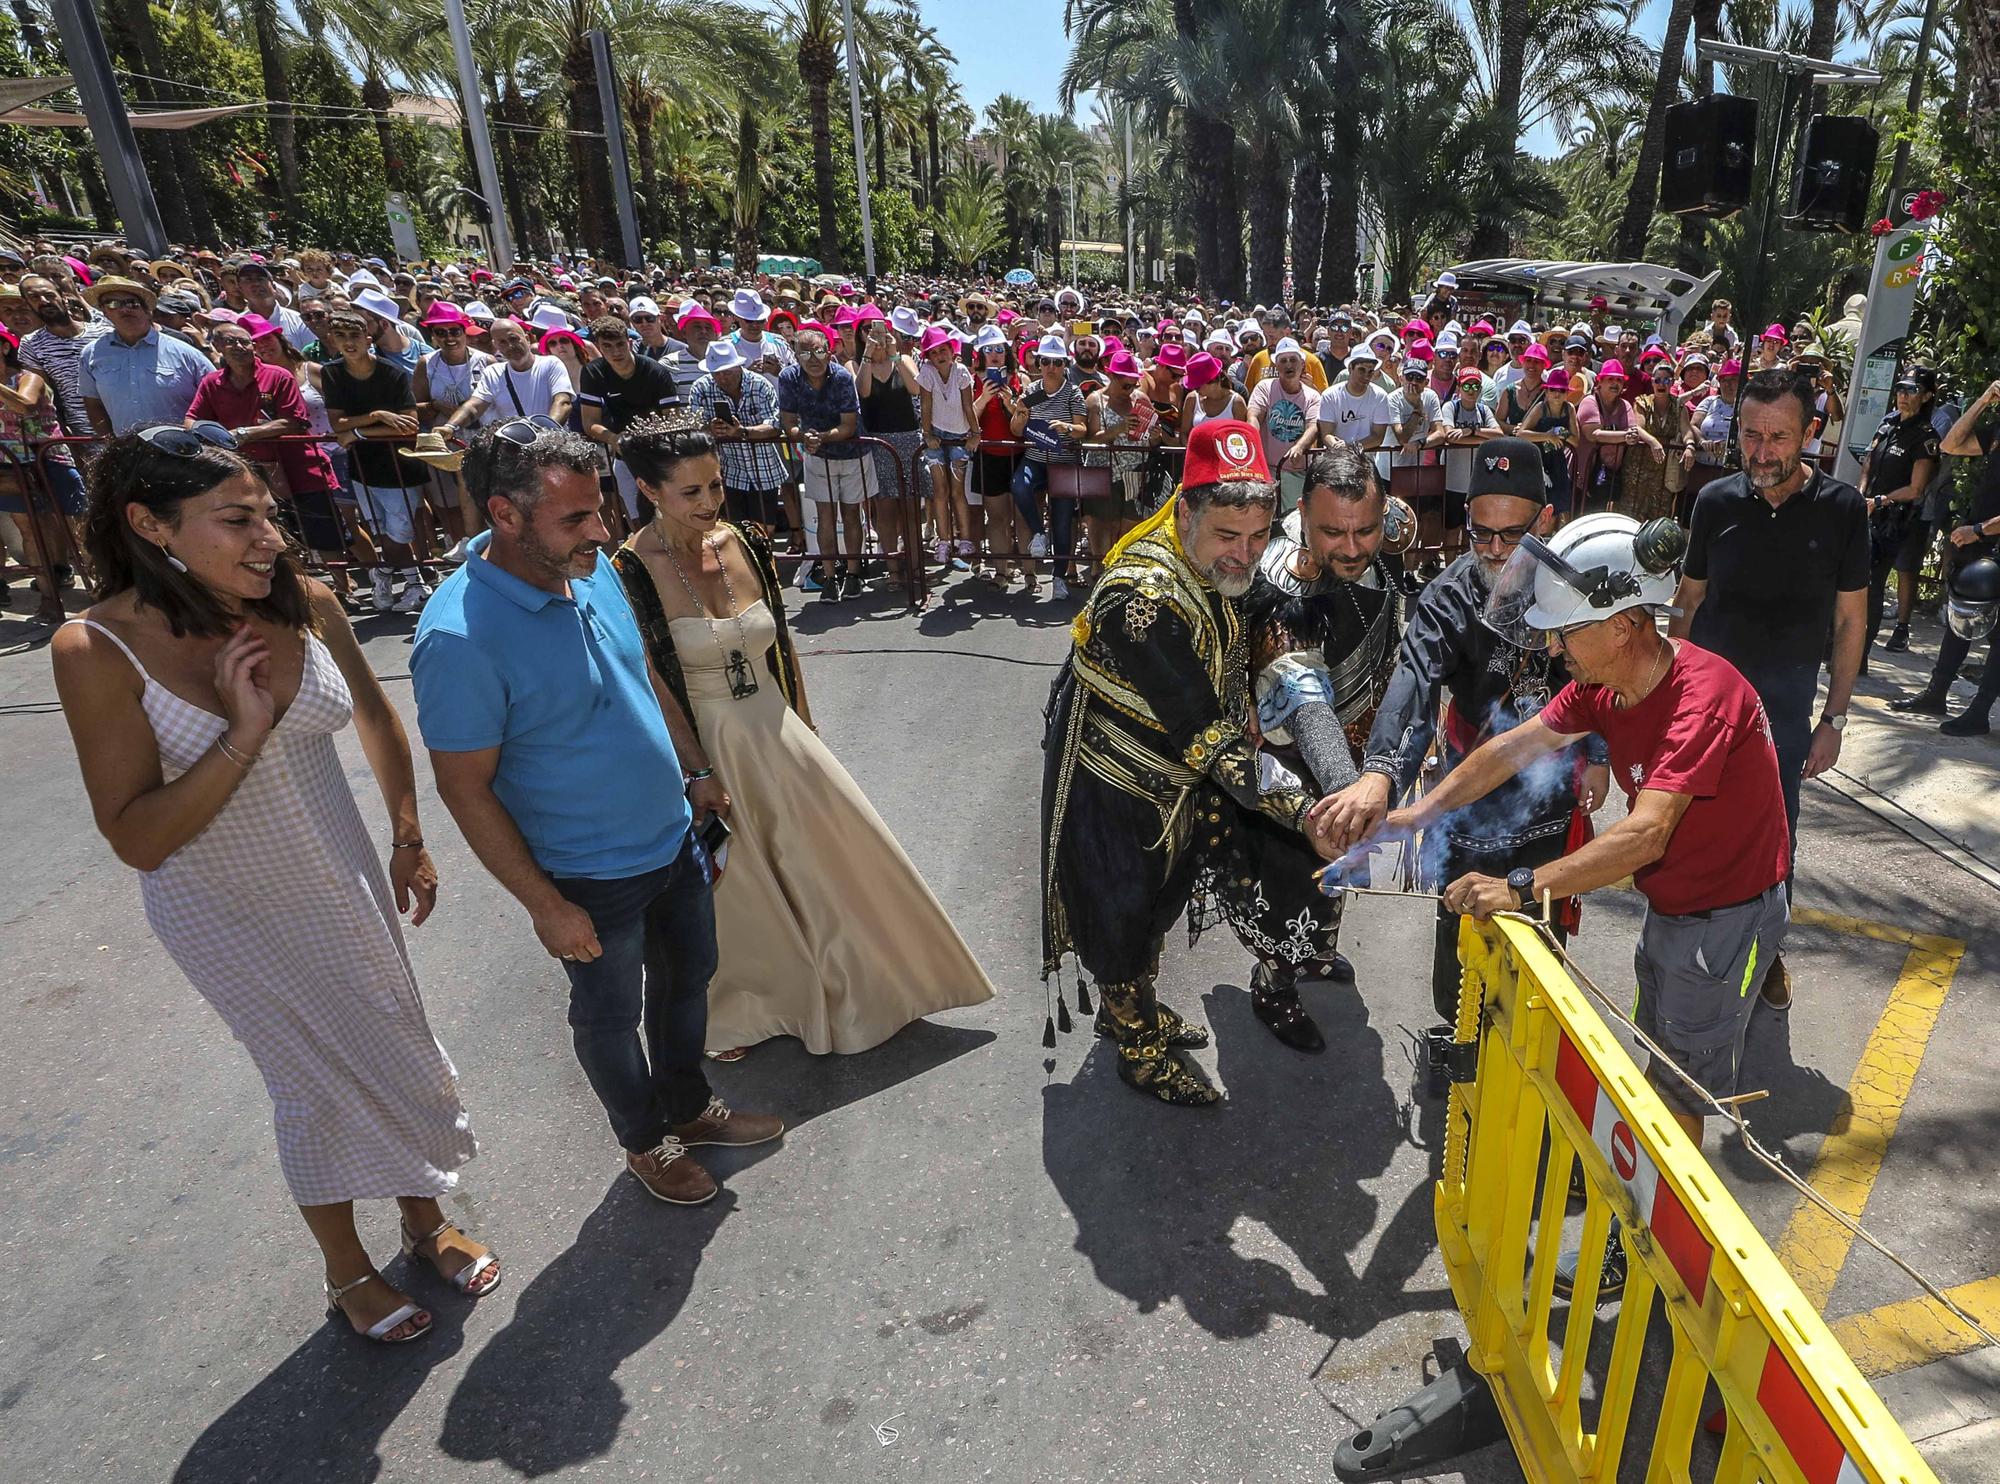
1313, 438, 1611, 1025
1041, 420, 1345, 1107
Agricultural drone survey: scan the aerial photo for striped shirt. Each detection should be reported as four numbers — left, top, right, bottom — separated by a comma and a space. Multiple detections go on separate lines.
691, 370, 788, 492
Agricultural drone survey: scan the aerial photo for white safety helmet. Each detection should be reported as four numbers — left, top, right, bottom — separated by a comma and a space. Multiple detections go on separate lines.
1483, 512, 1685, 650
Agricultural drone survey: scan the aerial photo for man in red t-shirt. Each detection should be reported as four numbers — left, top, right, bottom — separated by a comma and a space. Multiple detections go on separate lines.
1338, 513, 1789, 1149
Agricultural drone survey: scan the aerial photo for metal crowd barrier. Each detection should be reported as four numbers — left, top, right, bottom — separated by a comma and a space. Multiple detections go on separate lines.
1337, 914, 1938, 1483
748, 430, 925, 608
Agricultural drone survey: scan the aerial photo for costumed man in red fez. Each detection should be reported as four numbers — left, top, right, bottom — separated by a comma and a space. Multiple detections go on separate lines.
1039, 420, 1345, 1106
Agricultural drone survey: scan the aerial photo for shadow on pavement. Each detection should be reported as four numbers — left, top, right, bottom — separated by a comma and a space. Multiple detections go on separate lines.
436, 1181, 736, 1476
1719, 1002, 1853, 1184
1043, 981, 1452, 1344
173, 1275, 475, 1483
712, 1018, 996, 1127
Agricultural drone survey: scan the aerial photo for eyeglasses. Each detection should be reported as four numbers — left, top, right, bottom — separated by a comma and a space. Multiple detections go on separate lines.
630, 313, 657, 323
139, 420, 239, 456
212, 336, 253, 351
99, 296, 146, 311
1467, 521, 1534, 548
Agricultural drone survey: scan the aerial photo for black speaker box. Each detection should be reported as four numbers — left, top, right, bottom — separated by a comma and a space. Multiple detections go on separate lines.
1660, 94, 1758, 217
1790, 114, 1879, 232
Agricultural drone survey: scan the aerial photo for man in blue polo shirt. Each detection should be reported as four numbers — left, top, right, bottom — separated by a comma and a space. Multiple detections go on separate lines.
412, 422, 782, 1207
75, 276, 214, 436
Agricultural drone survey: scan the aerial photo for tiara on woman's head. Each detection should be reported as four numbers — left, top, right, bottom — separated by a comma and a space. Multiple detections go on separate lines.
625, 404, 704, 439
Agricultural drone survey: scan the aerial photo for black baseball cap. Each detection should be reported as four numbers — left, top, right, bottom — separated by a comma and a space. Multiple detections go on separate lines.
1467, 437, 1546, 507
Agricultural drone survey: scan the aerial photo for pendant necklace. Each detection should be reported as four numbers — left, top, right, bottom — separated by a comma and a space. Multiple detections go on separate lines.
659, 528, 760, 699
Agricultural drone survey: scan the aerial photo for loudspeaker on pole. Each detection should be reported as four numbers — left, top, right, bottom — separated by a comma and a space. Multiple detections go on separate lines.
1660, 94, 1758, 218
1789, 115, 1879, 232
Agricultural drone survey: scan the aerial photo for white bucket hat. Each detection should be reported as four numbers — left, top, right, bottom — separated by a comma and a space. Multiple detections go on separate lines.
702, 340, 748, 374
729, 288, 769, 322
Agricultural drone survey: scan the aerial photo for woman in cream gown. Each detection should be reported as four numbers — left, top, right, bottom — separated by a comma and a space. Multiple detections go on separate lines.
611, 412, 994, 1054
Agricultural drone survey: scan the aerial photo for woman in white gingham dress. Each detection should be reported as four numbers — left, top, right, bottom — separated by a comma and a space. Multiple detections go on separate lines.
53, 426, 497, 1345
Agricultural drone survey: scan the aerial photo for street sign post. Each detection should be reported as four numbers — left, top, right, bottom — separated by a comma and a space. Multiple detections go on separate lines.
1833, 190, 1936, 485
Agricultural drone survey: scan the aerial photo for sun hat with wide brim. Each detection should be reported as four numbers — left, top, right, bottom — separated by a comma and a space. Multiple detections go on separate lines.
82, 275, 157, 311
397, 430, 466, 471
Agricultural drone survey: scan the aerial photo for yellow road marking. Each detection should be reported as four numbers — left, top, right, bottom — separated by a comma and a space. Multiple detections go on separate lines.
1775, 908, 1965, 1312
1831, 1276, 2000, 1379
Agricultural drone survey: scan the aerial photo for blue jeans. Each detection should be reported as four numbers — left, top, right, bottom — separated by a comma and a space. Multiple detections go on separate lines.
1012, 460, 1076, 574
551, 838, 715, 1152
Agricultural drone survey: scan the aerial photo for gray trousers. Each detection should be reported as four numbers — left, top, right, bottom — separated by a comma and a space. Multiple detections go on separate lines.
1633, 884, 1789, 1119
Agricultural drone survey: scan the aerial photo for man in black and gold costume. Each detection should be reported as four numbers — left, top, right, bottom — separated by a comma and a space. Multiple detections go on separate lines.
1239, 442, 1409, 1050
1041, 420, 1342, 1107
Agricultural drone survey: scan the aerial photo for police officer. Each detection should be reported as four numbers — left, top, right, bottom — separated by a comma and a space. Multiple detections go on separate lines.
1859, 366, 1943, 663
1891, 374, 2000, 734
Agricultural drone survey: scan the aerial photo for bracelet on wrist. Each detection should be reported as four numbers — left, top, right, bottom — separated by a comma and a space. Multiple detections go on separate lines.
683, 766, 714, 784
391, 838, 425, 850
214, 734, 258, 769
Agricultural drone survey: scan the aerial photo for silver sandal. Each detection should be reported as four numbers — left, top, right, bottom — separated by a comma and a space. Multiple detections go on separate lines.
401, 1218, 502, 1296
325, 1271, 432, 1343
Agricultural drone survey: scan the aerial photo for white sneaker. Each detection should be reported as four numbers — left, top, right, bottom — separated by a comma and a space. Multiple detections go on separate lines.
442, 537, 471, 564
370, 570, 394, 610
1029, 533, 1048, 559
1051, 576, 1070, 601
394, 581, 432, 613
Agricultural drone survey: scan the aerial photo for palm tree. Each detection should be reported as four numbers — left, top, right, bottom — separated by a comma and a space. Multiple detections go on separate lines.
237, 0, 301, 227
776, 0, 847, 268
934, 169, 1008, 270
1613, 0, 1695, 256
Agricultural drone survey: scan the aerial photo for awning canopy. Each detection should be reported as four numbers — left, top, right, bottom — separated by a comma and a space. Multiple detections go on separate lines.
3, 102, 259, 130
1446, 258, 1723, 337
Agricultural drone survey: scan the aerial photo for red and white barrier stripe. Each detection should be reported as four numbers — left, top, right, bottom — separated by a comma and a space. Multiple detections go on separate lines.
1553, 1031, 1714, 1304
1758, 1344, 1869, 1484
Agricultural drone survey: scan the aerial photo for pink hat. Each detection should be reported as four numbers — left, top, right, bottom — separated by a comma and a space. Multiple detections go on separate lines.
63, 255, 92, 286
1183, 351, 1223, 390
1102, 335, 1126, 358
799, 319, 834, 341
195, 306, 242, 325
1761, 323, 1788, 342
1597, 359, 1628, 381
1405, 338, 1434, 364
1154, 341, 1189, 371
1401, 318, 1428, 339
676, 304, 722, 333
1544, 368, 1572, 391
832, 305, 860, 327
1638, 345, 1667, 363
420, 301, 469, 329
918, 324, 960, 355
1103, 349, 1143, 380
1519, 344, 1550, 366
854, 302, 886, 323
538, 327, 586, 354
236, 312, 280, 341
1155, 318, 1177, 335
1717, 358, 1744, 378
995, 308, 1018, 324
1469, 320, 1496, 336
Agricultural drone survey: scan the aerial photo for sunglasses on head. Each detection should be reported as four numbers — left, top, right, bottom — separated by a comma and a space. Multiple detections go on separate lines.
491, 414, 565, 447
139, 420, 239, 456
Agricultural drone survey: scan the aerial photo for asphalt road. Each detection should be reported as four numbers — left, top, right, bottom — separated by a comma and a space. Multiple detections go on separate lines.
2, 574, 1994, 1483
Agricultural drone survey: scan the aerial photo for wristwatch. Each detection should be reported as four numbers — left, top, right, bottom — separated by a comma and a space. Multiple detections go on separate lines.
1507, 866, 1538, 909
1821, 712, 1848, 732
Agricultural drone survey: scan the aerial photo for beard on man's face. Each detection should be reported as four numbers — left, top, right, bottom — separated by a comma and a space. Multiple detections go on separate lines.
34, 299, 68, 324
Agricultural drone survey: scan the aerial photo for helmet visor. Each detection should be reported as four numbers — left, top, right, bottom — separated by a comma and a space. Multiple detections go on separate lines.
1946, 594, 1998, 642
1480, 532, 1590, 651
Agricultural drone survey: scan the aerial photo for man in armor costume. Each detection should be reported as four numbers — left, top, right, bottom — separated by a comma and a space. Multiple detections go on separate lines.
1238, 442, 1411, 1050
1040, 420, 1341, 1106
1313, 438, 1610, 1020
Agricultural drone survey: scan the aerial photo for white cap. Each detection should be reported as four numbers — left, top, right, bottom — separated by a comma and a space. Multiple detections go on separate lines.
1033, 334, 1071, 360
1344, 346, 1380, 368
1507, 319, 1534, 338
702, 340, 748, 374
528, 304, 571, 332
351, 286, 402, 322
729, 288, 769, 322
1434, 333, 1461, 354
889, 306, 923, 338
1272, 336, 1304, 360
628, 295, 661, 317
464, 300, 495, 323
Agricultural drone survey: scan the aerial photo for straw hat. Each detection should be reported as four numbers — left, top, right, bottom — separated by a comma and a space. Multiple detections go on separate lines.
82, 275, 157, 311
396, 430, 465, 471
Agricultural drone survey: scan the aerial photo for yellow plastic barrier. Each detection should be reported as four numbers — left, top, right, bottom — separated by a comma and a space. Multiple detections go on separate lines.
1436, 915, 1939, 1484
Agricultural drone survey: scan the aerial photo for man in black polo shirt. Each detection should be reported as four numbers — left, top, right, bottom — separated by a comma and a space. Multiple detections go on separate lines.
1670, 368, 1868, 1008
578, 314, 680, 525
1891, 373, 2000, 734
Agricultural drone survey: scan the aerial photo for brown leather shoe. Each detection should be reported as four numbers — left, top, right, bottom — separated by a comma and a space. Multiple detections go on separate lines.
669, 1096, 784, 1148
1759, 955, 1793, 1011
626, 1138, 717, 1204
